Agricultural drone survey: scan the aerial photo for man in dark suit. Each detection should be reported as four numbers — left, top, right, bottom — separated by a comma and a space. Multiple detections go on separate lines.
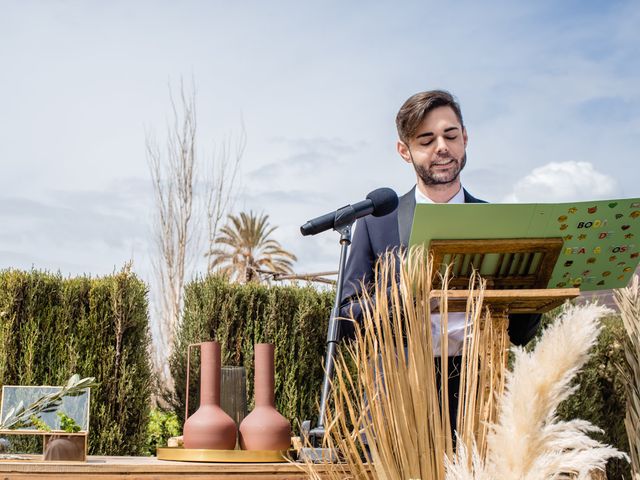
339, 89, 541, 432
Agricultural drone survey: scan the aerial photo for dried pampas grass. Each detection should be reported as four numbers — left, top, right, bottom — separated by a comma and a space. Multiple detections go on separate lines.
447, 303, 628, 480
304, 247, 626, 480
615, 274, 640, 480
304, 246, 505, 480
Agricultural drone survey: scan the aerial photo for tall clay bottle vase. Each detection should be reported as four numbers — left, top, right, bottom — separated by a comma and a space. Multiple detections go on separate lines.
239, 343, 291, 450
183, 341, 237, 450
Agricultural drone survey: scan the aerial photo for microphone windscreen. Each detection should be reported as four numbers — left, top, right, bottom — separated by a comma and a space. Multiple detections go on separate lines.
366, 188, 399, 217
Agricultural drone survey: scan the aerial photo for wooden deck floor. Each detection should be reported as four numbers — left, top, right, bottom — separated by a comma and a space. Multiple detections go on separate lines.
0, 455, 321, 479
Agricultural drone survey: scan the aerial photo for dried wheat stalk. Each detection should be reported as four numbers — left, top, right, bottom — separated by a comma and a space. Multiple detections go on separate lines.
456, 300, 510, 466
304, 246, 502, 479
615, 274, 640, 480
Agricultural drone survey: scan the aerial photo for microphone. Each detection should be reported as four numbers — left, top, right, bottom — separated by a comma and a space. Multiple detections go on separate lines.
300, 188, 398, 236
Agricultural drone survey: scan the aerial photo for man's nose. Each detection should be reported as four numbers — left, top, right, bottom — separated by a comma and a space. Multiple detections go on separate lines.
435, 136, 449, 154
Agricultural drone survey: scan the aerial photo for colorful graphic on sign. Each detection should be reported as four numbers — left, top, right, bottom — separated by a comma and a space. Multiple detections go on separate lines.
408, 197, 640, 291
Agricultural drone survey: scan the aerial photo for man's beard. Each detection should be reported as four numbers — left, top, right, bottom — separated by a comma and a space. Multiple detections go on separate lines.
413, 152, 467, 186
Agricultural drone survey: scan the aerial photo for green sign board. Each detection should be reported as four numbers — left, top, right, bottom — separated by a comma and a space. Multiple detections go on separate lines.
409, 198, 640, 291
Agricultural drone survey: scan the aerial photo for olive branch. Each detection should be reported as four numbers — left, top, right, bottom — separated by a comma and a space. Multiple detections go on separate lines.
0, 375, 97, 430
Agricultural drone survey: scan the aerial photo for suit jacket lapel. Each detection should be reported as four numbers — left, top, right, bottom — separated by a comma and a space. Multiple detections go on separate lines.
397, 187, 416, 248
463, 188, 485, 204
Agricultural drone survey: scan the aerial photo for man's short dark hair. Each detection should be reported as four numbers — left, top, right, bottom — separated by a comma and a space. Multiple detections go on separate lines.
395, 90, 464, 143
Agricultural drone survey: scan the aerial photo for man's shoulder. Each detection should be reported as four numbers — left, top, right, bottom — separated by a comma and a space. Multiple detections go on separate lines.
360, 205, 400, 228
354, 200, 400, 251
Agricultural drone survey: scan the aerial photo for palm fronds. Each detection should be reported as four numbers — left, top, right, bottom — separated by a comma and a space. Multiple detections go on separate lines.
206, 211, 297, 283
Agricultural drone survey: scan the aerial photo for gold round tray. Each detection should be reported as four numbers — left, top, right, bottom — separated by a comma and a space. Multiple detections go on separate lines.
156, 446, 290, 463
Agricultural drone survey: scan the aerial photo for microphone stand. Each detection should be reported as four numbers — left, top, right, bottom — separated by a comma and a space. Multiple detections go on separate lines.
309, 223, 351, 440
300, 206, 355, 458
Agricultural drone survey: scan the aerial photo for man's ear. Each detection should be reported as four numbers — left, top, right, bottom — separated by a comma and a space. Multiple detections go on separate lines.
463, 127, 468, 147
397, 140, 412, 164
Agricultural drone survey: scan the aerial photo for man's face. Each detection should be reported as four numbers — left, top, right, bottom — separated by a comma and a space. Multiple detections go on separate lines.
397, 105, 468, 187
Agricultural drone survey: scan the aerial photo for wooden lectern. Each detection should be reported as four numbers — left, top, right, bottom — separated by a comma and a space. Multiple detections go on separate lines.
427, 237, 580, 454
429, 237, 579, 313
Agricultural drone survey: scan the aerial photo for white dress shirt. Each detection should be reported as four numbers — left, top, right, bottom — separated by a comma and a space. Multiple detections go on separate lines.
415, 185, 468, 356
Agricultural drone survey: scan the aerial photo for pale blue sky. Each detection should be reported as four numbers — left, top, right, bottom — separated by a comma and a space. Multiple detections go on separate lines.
1, 0, 639, 284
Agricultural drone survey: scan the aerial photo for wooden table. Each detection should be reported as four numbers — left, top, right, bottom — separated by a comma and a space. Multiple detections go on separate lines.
0, 455, 322, 479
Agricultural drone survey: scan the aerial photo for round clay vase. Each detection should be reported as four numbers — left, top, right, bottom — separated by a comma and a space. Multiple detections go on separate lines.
183, 341, 237, 450
239, 343, 291, 450
43, 436, 83, 461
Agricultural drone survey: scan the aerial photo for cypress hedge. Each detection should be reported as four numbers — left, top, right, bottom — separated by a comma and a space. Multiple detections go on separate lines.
0, 267, 152, 455
169, 276, 333, 428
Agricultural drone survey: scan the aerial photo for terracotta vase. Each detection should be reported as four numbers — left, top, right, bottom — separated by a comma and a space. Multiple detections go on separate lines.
43, 436, 84, 461
183, 341, 237, 450
239, 343, 291, 450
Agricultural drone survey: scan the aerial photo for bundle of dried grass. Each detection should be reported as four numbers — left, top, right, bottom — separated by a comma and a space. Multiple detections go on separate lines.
456, 301, 510, 462
446, 303, 628, 480
615, 275, 640, 480
304, 246, 506, 480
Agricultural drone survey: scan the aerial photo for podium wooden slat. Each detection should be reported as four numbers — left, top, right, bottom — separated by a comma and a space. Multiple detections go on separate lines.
430, 237, 564, 290
430, 288, 580, 314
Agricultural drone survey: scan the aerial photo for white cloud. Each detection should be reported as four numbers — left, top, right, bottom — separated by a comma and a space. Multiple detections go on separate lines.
503, 161, 618, 203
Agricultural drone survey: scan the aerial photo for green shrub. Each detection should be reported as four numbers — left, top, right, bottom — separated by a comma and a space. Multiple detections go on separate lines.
143, 409, 181, 455
0, 267, 152, 456
168, 276, 333, 430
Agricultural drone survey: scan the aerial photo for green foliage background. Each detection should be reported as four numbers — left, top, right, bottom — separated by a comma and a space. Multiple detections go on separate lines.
143, 409, 181, 456
168, 276, 332, 428
0, 267, 152, 456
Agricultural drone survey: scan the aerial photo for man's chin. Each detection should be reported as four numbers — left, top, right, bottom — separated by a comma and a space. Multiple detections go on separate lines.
414, 158, 464, 186
423, 170, 461, 186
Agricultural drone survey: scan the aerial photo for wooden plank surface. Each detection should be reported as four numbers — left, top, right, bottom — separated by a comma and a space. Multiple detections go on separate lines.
0, 455, 326, 479
430, 288, 580, 313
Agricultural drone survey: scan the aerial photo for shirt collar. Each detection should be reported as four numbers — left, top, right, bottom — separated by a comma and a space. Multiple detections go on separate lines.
415, 185, 465, 204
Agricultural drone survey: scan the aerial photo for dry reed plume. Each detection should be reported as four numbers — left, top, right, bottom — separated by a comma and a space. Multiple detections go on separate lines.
446, 303, 628, 480
615, 274, 640, 480
304, 246, 506, 480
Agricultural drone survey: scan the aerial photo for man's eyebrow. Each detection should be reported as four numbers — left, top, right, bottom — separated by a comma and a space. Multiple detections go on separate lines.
416, 131, 434, 139
416, 126, 460, 139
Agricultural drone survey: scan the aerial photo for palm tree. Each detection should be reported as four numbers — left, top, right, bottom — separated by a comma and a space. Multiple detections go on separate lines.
206, 211, 297, 283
